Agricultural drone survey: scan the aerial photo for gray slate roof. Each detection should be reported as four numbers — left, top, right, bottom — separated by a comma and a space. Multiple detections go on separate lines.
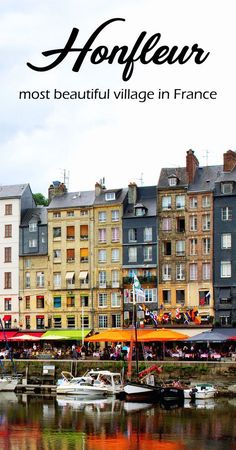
21, 207, 47, 226
48, 190, 95, 209
0, 184, 29, 198
158, 167, 188, 189
123, 186, 157, 217
93, 188, 128, 205
188, 165, 222, 192
215, 166, 236, 183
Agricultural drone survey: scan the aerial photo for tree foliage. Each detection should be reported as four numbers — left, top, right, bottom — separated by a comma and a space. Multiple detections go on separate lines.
33, 193, 48, 206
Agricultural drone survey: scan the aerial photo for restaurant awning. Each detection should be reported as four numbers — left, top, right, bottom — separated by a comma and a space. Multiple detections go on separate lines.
41, 329, 91, 340
187, 330, 227, 342
65, 272, 75, 281
79, 271, 88, 279
0, 331, 18, 341
8, 332, 43, 341
85, 328, 188, 343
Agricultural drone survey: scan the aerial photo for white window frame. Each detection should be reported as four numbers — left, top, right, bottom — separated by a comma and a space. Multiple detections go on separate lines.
189, 238, 197, 256
105, 192, 115, 201
162, 218, 172, 232
128, 247, 137, 262
203, 237, 210, 255
189, 196, 198, 208
111, 292, 121, 308
221, 207, 232, 221
144, 227, 152, 242
202, 263, 211, 280
221, 233, 232, 249
98, 249, 107, 263
221, 261, 231, 278
29, 239, 37, 248
36, 272, 44, 288
176, 195, 185, 209
202, 214, 210, 231
176, 240, 185, 256
202, 195, 210, 208
189, 263, 198, 281
189, 215, 197, 231
98, 293, 108, 308
53, 272, 61, 288
98, 211, 107, 222
162, 196, 171, 210
143, 246, 152, 261
162, 264, 171, 281
176, 263, 185, 281
111, 227, 119, 242
221, 183, 233, 194
111, 248, 119, 262
29, 222, 37, 232
99, 315, 108, 328
128, 228, 137, 242
111, 210, 119, 222
98, 228, 106, 243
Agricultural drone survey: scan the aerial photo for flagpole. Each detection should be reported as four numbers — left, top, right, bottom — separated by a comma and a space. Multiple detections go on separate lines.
133, 280, 139, 378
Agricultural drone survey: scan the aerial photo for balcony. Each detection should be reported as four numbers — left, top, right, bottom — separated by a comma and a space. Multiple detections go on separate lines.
123, 276, 157, 285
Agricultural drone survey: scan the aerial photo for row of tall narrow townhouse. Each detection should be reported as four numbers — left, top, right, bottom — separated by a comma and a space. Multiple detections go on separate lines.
2, 148, 236, 331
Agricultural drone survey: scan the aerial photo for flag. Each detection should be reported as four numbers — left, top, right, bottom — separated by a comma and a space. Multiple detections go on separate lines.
133, 274, 145, 302
133, 274, 141, 290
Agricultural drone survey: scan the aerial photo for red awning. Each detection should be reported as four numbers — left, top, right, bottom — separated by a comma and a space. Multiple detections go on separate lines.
0, 331, 18, 341
36, 315, 44, 319
2, 315, 11, 321
8, 332, 43, 341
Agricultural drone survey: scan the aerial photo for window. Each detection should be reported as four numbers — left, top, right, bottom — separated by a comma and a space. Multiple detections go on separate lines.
36, 272, 44, 288
67, 226, 75, 240
144, 289, 157, 302
25, 272, 30, 288
111, 292, 121, 307
67, 296, 75, 307
189, 197, 197, 208
176, 217, 185, 232
66, 272, 75, 288
202, 214, 210, 231
25, 259, 31, 268
80, 248, 88, 263
128, 247, 137, 262
98, 249, 107, 263
25, 296, 30, 309
112, 270, 119, 287
67, 248, 75, 262
53, 227, 61, 238
111, 210, 119, 221
98, 228, 106, 243
176, 290, 185, 304
81, 295, 89, 307
221, 207, 232, 221
189, 263, 198, 281
202, 263, 211, 280
221, 233, 232, 249
199, 291, 210, 306
80, 209, 88, 216
5, 204, 12, 215
67, 210, 74, 217
135, 207, 145, 216
162, 264, 171, 281
163, 290, 171, 304
189, 215, 197, 231
53, 249, 61, 260
29, 239, 37, 248
128, 228, 137, 242
53, 272, 61, 288
5, 225, 12, 238
176, 240, 185, 256
99, 271, 106, 287
221, 261, 231, 278
29, 222, 37, 232
98, 211, 107, 222
189, 238, 197, 256
163, 241, 172, 256
99, 315, 108, 328
81, 315, 89, 328
36, 316, 44, 329
105, 192, 115, 201
111, 227, 119, 242
98, 293, 107, 308
80, 225, 88, 240
111, 248, 119, 262
36, 296, 44, 308
220, 315, 231, 326
203, 238, 210, 255
168, 176, 177, 186
4, 298, 11, 311
25, 316, 30, 329
54, 296, 61, 308
202, 195, 210, 208
144, 227, 152, 242
53, 212, 61, 218
112, 314, 121, 328
176, 195, 185, 209
221, 182, 233, 194
67, 316, 75, 328
162, 196, 171, 210
176, 263, 185, 281
54, 317, 61, 328
144, 246, 152, 261
4, 247, 11, 263
162, 218, 172, 232
4, 272, 11, 289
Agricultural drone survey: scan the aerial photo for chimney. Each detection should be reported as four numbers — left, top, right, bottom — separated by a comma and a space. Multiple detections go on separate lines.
128, 182, 137, 204
48, 181, 67, 202
186, 149, 199, 183
223, 150, 236, 172
95, 182, 103, 197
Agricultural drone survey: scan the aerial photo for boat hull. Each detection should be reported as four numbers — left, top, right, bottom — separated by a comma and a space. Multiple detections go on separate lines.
122, 382, 184, 404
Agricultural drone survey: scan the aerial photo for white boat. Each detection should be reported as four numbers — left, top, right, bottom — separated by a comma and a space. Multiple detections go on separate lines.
184, 383, 217, 399
56, 370, 123, 396
0, 376, 20, 392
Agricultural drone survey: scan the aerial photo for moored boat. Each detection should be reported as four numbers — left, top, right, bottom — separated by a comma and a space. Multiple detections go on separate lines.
184, 383, 217, 400
56, 369, 123, 396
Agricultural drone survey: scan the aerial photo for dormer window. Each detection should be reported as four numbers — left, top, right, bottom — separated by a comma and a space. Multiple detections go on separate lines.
221, 182, 233, 194
105, 192, 115, 201
29, 222, 37, 232
168, 175, 178, 186
134, 203, 146, 216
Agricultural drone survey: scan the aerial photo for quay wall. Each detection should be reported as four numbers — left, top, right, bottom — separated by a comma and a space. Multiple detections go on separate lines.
1, 359, 236, 382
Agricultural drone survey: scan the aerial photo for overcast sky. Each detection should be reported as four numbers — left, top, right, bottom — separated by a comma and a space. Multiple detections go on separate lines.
0, 1, 235, 196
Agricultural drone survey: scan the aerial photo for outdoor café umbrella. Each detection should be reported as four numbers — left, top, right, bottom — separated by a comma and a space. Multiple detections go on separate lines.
140, 329, 189, 342
186, 330, 227, 342
8, 333, 42, 341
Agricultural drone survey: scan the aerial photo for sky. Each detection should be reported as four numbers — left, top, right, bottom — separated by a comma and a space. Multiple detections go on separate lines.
0, 0, 236, 196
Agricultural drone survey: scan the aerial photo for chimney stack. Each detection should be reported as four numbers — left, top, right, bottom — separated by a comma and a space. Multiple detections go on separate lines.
186, 149, 199, 183
48, 181, 67, 203
223, 150, 236, 172
95, 182, 103, 197
128, 182, 137, 204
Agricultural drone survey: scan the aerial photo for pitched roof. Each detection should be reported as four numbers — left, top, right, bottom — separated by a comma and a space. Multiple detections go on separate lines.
123, 186, 157, 217
0, 184, 29, 198
93, 188, 128, 205
188, 165, 222, 192
158, 167, 188, 189
48, 190, 95, 209
21, 207, 47, 226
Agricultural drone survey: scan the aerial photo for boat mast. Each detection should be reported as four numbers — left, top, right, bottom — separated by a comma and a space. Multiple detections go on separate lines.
132, 280, 139, 378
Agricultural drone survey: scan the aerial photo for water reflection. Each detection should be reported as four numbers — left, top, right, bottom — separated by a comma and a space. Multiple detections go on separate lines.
0, 392, 236, 449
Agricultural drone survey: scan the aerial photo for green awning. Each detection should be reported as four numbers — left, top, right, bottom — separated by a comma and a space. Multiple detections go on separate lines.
41, 329, 91, 340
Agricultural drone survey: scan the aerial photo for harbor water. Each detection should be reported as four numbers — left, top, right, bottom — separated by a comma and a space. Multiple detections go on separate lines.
0, 392, 236, 449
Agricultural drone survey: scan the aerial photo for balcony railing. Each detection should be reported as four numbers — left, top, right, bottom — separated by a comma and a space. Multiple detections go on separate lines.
123, 276, 157, 284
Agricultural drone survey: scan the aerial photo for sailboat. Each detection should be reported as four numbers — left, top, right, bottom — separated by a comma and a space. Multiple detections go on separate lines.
121, 275, 184, 405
